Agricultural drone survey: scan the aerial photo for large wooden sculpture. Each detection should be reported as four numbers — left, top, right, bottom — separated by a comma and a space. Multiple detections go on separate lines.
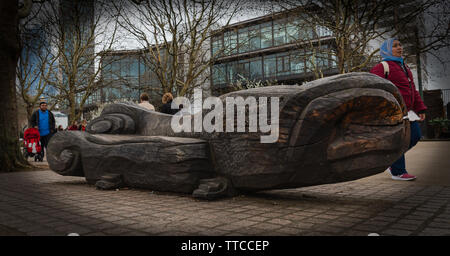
47, 73, 410, 199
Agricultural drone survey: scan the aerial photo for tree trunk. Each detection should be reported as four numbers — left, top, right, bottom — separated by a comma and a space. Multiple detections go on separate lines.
337, 42, 346, 74
0, 0, 29, 172
69, 98, 77, 124
26, 104, 35, 126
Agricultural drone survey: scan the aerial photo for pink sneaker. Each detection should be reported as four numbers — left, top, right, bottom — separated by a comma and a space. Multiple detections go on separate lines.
391, 173, 416, 181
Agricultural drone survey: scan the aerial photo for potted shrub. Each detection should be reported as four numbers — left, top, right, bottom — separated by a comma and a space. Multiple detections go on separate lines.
428, 118, 450, 138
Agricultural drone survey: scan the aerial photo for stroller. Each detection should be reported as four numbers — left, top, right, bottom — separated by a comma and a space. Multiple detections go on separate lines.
23, 127, 44, 162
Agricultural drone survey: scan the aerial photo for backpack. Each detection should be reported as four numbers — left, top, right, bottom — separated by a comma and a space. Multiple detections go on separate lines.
381, 61, 389, 79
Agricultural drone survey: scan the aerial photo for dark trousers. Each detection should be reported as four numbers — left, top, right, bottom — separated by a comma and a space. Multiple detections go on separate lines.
390, 121, 422, 175
40, 133, 53, 156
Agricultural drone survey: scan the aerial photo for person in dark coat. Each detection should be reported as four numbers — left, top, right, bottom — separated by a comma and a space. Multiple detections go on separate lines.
370, 38, 427, 181
78, 120, 87, 131
160, 92, 181, 115
30, 98, 56, 156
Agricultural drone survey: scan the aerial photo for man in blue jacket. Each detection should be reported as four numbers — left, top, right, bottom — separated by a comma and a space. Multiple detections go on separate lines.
30, 98, 56, 157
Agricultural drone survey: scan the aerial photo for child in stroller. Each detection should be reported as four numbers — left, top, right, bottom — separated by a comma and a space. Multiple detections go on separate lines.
23, 127, 44, 162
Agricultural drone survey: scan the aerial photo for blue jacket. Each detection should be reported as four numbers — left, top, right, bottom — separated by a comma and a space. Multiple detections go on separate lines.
30, 109, 56, 134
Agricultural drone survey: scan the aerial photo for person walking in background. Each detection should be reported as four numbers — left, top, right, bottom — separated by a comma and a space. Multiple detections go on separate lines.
57, 125, 64, 132
138, 92, 155, 111
370, 38, 427, 181
68, 121, 79, 131
161, 92, 180, 115
78, 120, 87, 131
30, 98, 56, 157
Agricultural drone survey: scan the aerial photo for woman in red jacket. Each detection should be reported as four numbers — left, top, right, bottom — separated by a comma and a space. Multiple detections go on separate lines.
371, 38, 427, 181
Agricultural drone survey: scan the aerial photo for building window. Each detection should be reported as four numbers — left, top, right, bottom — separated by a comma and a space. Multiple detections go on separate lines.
212, 64, 226, 85
305, 51, 315, 72
330, 51, 337, 67
129, 58, 139, 77
121, 58, 130, 77
290, 52, 305, 74
316, 25, 333, 38
248, 24, 261, 51
103, 87, 119, 102
286, 20, 299, 43
260, 22, 273, 48
249, 57, 262, 80
212, 35, 223, 57
276, 53, 290, 75
238, 27, 249, 53
102, 61, 112, 79
111, 60, 120, 79
318, 52, 328, 68
226, 61, 235, 83
224, 30, 238, 55
304, 50, 330, 72
299, 21, 313, 40
236, 60, 250, 80
273, 19, 287, 46
263, 55, 277, 78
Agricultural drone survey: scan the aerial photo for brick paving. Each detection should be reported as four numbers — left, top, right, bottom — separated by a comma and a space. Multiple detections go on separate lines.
0, 141, 449, 236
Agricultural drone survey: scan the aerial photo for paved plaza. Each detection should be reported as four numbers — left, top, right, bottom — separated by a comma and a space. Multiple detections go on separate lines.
0, 141, 449, 236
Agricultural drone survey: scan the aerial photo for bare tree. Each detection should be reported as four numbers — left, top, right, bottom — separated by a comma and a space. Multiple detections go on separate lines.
16, 22, 60, 121
115, 0, 242, 98
411, 0, 450, 94
415, 0, 450, 58
37, 0, 121, 123
0, 0, 40, 171
271, 0, 444, 75
290, 20, 335, 80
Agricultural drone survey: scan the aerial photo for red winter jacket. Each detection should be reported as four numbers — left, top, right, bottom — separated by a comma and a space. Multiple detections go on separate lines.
370, 61, 427, 114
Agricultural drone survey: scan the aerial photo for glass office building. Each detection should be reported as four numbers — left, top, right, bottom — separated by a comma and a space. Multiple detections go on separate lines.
20, 26, 59, 99
210, 11, 337, 95
100, 51, 142, 103
60, 0, 98, 108
100, 49, 170, 105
